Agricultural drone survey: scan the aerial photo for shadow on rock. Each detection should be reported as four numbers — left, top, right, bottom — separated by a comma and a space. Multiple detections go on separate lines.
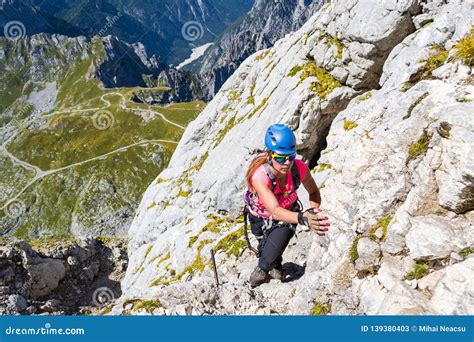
282, 262, 305, 283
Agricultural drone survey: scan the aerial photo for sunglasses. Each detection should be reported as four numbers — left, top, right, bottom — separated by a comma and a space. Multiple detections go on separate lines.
272, 153, 296, 164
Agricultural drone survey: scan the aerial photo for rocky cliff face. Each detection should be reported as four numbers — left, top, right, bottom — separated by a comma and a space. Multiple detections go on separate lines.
113, 0, 473, 315
0, 237, 127, 315
191, 0, 327, 99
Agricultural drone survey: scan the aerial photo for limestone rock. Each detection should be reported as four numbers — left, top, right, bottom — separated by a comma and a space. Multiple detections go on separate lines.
28, 259, 66, 299
428, 258, 474, 314
355, 237, 381, 271
8, 294, 28, 312
117, 0, 474, 315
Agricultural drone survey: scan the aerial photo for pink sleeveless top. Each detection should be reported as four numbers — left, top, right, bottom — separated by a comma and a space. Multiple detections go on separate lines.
250, 159, 308, 218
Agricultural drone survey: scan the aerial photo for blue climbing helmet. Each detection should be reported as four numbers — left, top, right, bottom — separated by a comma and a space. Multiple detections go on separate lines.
264, 123, 297, 155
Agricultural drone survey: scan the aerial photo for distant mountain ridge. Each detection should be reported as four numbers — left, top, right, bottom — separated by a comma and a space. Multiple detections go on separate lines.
190, 0, 327, 98
1, 0, 255, 64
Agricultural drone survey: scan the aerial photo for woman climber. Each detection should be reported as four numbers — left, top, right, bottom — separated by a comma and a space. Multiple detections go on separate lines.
244, 123, 330, 287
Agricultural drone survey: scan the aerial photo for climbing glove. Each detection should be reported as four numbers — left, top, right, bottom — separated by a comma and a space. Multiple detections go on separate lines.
297, 208, 329, 235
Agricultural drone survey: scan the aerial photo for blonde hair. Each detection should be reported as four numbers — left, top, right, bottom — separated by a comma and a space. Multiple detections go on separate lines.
246, 151, 270, 191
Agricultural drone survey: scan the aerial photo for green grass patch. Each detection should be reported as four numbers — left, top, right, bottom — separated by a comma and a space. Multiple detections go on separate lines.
356, 91, 373, 104
247, 82, 256, 105
214, 225, 246, 258
144, 245, 153, 259
310, 302, 331, 316
255, 50, 271, 61
318, 33, 344, 59
403, 45, 448, 91
300, 60, 341, 100
459, 247, 474, 258
213, 116, 236, 148
130, 300, 162, 313
368, 216, 391, 242
147, 201, 157, 209
406, 130, 430, 165
246, 97, 269, 120
315, 163, 333, 172
349, 236, 361, 263
288, 65, 303, 77
177, 188, 191, 197
453, 29, 473, 66
404, 262, 429, 280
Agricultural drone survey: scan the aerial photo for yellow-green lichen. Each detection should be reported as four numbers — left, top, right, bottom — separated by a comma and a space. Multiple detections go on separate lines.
214, 225, 246, 258
300, 60, 341, 100
147, 201, 157, 210
349, 236, 361, 263
368, 216, 391, 242
177, 187, 191, 197
318, 33, 344, 59
148, 251, 171, 268
403, 262, 429, 280
356, 91, 373, 104
310, 302, 331, 315
315, 163, 333, 173
144, 245, 153, 259
288, 65, 303, 77
228, 89, 243, 102
264, 63, 277, 81
247, 82, 256, 105
188, 151, 209, 173
459, 247, 474, 258
188, 215, 240, 248
453, 28, 473, 66
130, 300, 162, 313
343, 119, 358, 131
406, 130, 430, 165
99, 306, 112, 315
213, 116, 236, 148
246, 97, 269, 120
255, 50, 271, 61
403, 45, 448, 91
403, 92, 429, 120
151, 215, 244, 286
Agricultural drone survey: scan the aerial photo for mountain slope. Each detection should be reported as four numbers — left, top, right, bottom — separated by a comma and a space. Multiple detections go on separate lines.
112, 0, 473, 315
0, 33, 205, 239
188, 0, 327, 98
0, 0, 85, 37
11, 0, 255, 64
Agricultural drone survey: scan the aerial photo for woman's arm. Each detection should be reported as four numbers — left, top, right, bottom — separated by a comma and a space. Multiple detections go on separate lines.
252, 180, 300, 224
